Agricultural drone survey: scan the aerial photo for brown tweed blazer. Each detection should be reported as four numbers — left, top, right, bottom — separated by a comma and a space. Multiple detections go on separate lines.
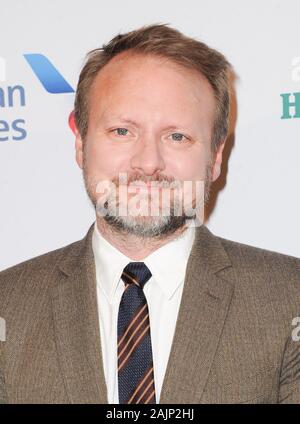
0, 223, 299, 404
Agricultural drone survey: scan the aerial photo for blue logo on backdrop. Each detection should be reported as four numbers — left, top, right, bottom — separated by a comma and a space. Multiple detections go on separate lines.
24, 54, 74, 94
0, 54, 74, 142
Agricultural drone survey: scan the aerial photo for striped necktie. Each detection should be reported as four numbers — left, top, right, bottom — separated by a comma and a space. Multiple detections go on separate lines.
117, 262, 156, 404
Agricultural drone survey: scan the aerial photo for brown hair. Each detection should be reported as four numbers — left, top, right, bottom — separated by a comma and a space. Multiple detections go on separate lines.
74, 23, 232, 152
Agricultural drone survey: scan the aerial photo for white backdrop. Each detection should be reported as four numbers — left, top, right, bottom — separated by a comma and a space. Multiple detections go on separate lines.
0, 0, 299, 271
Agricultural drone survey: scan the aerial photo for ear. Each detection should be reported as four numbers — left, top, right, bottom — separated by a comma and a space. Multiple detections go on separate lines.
75, 131, 84, 170
69, 111, 83, 169
68, 110, 76, 135
211, 139, 226, 182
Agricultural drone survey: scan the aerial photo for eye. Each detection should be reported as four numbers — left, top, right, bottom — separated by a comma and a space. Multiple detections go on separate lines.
113, 128, 129, 136
170, 132, 188, 142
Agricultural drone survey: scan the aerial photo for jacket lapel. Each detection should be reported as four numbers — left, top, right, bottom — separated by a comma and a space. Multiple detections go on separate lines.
159, 225, 235, 404
51, 222, 235, 404
51, 224, 108, 403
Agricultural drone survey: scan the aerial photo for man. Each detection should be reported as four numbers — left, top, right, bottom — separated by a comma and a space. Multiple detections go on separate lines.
0, 24, 299, 404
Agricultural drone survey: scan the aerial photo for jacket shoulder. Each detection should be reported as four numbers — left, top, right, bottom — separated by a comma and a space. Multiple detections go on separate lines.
216, 234, 300, 295
0, 237, 85, 308
218, 235, 299, 271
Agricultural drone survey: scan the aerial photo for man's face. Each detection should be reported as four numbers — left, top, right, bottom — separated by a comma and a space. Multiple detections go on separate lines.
75, 52, 224, 237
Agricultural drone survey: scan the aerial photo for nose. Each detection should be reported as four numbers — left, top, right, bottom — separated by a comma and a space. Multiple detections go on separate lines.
130, 136, 165, 176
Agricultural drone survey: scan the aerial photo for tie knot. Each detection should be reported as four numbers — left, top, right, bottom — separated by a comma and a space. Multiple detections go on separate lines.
121, 262, 152, 289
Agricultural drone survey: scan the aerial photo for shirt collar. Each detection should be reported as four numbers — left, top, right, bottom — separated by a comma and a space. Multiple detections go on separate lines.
143, 225, 195, 299
92, 222, 130, 303
92, 221, 196, 302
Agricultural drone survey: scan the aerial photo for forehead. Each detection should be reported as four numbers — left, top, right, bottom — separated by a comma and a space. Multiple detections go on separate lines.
88, 52, 216, 126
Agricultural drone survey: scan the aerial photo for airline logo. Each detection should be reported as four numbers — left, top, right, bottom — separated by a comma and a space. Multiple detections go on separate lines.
24, 54, 74, 94
0, 54, 74, 142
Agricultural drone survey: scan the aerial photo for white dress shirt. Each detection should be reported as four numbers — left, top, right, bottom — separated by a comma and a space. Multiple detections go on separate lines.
92, 221, 195, 403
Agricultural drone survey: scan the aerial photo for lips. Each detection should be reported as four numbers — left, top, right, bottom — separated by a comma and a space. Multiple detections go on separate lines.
129, 181, 171, 189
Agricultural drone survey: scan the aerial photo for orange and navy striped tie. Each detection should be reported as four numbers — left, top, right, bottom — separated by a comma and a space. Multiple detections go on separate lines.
117, 262, 156, 404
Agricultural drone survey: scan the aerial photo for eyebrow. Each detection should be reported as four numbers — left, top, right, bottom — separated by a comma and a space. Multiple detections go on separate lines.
102, 116, 138, 126
102, 116, 189, 132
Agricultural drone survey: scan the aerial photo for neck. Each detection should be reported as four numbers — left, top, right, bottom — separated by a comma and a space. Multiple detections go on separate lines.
96, 217, 189, 261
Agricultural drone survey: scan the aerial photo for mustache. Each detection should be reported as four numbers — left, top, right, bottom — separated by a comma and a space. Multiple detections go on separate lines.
112, 173, 176, 186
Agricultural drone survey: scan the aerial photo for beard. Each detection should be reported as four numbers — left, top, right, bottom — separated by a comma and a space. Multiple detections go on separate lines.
82, 157, 213, 239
